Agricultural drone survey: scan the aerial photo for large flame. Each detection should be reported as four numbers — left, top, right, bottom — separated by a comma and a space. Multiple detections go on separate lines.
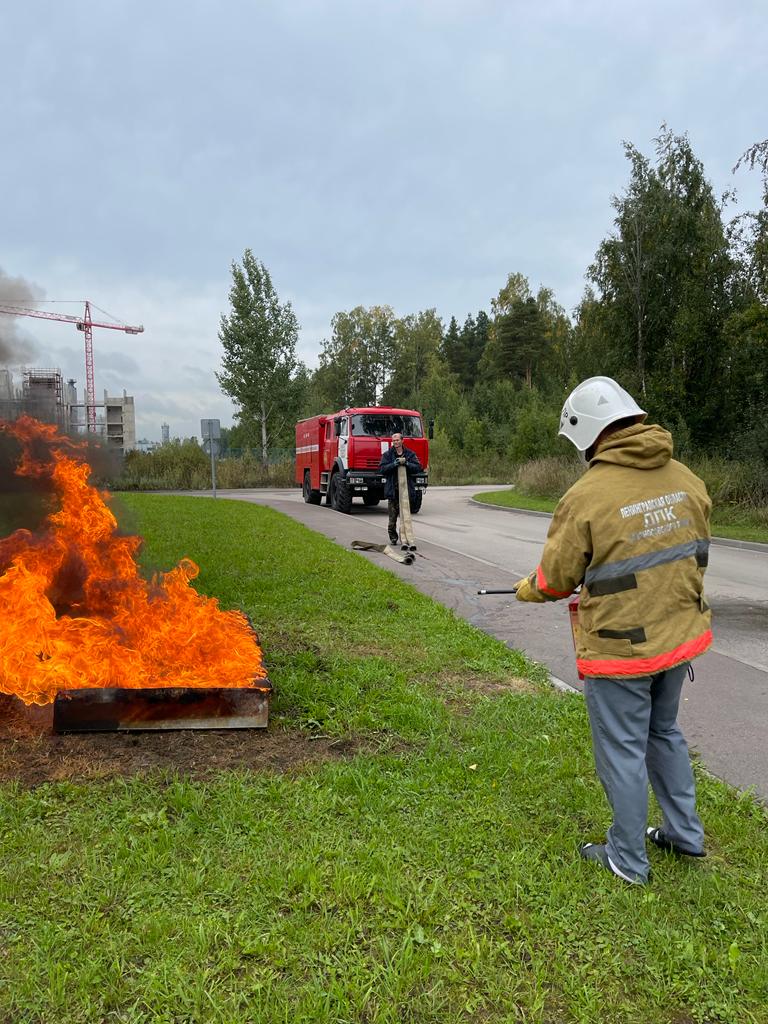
0, 416, 266, 705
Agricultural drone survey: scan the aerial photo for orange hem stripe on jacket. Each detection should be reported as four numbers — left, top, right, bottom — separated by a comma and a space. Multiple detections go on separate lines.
577, 629, 713, 677
536, 564, 572, 599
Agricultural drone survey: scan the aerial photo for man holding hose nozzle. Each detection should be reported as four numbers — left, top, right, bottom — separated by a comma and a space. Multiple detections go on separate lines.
514, 377, 711, 885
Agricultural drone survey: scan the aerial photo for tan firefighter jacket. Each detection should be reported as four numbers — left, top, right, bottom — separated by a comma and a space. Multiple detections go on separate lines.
515, 423, 712, 678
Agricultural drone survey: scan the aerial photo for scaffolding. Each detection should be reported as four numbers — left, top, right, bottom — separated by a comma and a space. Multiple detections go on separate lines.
1, 368, 136, 453
22, 369, 66, 427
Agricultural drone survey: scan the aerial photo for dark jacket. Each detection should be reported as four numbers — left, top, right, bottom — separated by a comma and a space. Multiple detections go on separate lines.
379, 445, 422, 501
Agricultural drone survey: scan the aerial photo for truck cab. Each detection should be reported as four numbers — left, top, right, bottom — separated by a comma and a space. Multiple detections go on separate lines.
295, 407, 430, 513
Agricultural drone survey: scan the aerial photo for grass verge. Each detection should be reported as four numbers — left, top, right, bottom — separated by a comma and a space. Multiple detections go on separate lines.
474, 488, 768, 545
1, 495, 767, 1023
474, 490, 558, 515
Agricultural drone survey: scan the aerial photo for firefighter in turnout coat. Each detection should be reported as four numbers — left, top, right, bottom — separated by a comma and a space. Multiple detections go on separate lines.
515, 377, 711, 884
379, 433, 423, 545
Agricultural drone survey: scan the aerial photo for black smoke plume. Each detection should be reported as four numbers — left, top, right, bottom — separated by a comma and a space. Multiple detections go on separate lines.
0, 268, 45, 364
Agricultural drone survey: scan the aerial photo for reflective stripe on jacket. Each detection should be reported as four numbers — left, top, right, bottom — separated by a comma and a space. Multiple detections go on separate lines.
516, 423, 712, 678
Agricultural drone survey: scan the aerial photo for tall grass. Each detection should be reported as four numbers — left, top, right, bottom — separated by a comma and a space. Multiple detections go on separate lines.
513, 455, 768, 518
426, 434, 517, 485
113, 448, 295, 491
514, 457, 582, 500
693, 455, 768, 509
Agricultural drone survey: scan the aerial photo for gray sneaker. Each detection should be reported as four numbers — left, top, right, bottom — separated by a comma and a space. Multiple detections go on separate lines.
579, 842, 648, 885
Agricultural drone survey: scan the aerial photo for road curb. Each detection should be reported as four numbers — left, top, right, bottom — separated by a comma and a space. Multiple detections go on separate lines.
469, 497, 553, 520
469, 497, 768, 552
549, 674, 580, 694
704, 536, 768, 553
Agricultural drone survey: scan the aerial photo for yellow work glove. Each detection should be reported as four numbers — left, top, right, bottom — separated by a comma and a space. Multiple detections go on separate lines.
514, 572, 547, 603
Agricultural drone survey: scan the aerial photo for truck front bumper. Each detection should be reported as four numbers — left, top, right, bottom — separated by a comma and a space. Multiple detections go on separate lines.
345, 470, 429, 493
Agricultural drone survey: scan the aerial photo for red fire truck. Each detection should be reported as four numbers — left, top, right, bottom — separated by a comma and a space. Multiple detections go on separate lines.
295, 406, 430, 513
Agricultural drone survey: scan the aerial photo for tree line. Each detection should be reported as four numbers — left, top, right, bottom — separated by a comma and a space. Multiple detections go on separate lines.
218, 127, 768, 470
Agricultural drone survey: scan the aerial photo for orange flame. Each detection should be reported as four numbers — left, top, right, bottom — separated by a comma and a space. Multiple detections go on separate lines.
0, 417, 266, 705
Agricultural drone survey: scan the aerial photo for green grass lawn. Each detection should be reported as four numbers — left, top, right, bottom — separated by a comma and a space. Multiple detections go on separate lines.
2, 495, 767, 1023
474, 488, 768, 545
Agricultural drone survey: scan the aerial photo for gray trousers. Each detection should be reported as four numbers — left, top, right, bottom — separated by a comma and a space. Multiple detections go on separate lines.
583, 663, 704, 882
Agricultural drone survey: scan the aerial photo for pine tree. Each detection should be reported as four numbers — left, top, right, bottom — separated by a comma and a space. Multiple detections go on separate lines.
440, 316, 464, 381
494, 298, 547, 387
465, 310, 490, 387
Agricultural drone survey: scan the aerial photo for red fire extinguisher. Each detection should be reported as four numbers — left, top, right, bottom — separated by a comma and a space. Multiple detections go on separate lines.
568, 594, 584, 681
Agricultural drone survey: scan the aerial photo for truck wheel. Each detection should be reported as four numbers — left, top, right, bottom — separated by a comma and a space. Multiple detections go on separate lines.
410, 491, 423, 514
362, 493, 380, 507
330, 472, 353, 513
303, 471, 322, 505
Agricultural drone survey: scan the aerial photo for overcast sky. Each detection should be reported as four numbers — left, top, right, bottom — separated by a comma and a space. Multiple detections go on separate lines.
1, 0, 766, 441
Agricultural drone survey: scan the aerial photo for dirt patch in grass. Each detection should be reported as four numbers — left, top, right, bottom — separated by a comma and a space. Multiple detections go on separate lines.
432, 672, 539, 715
0, 694, 368, 787
434, 673, 538, 699
461, 675, 538, 697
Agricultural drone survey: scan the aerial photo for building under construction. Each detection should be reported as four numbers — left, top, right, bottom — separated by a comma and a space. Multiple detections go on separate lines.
0, 366, 136, 454
0, 298, 143, 451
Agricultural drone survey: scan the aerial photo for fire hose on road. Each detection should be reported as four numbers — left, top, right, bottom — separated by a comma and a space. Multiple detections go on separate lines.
351, 540, 415, 565
396, 462, 417, 553
351, 463, 418, 566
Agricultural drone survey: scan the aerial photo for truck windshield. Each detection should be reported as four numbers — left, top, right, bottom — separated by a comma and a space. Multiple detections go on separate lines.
351, 414, 423, 438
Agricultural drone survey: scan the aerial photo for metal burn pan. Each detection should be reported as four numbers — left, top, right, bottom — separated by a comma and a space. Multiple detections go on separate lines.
52, 683, 271, 733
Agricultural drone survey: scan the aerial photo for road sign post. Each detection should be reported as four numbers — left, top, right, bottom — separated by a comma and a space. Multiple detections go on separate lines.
200, 419, 221, 498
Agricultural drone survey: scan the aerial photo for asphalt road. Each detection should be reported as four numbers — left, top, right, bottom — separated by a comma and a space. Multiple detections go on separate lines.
202, 485, 768, 801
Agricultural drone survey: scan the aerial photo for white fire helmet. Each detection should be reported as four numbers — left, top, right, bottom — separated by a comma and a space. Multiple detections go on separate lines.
558, 376, 646, 456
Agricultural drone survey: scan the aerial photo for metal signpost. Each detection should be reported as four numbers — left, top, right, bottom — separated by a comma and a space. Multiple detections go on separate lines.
200, 419, 221, 498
